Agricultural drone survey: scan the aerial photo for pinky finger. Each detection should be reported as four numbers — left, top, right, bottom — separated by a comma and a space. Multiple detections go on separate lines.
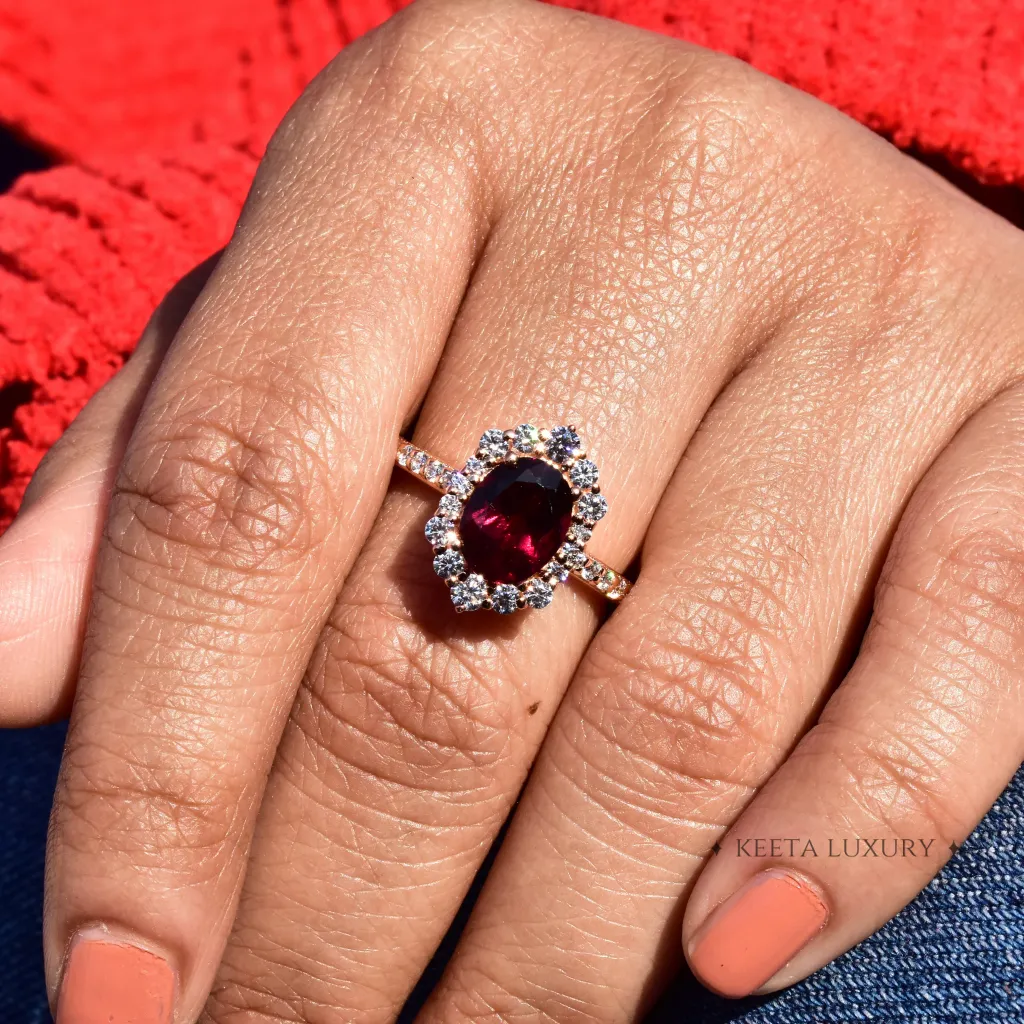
682, 383, 1024, 998
0, 255, 216, 724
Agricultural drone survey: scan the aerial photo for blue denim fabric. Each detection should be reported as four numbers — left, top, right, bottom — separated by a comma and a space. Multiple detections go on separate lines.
2, 721, 1021, 1022
0, 723, 66, 1023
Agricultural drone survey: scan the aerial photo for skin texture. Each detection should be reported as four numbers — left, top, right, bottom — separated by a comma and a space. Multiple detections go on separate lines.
1, 0, 1023, 1020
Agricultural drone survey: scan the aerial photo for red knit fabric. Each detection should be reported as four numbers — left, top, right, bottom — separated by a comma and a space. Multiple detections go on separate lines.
0, 0, 1021, 531
0, 147, 256, 522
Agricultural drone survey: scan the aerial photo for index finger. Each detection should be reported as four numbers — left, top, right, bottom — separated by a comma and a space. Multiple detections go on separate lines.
46, 24, 489, 1024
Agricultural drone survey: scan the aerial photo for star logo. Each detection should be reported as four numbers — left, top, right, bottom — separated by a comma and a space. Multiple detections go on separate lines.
711, 842, 721, 855
949, 840, 960, 854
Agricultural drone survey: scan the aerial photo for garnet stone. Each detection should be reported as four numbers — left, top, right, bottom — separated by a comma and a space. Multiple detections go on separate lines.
460, 458, 574, 584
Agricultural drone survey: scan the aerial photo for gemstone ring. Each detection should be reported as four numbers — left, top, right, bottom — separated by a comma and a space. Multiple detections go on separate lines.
396, 425, 633, 613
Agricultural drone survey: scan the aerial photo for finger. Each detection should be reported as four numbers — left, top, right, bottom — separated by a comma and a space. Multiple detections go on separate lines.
45, 26, 489, 1024
415, 132, 1024, 1021
0, 257, 217, 725
197, 4, 809, 1019
683, 383, 1024, 997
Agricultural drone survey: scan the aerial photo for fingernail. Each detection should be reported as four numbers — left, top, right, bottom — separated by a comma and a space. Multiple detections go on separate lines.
687, 869, 829, 998
57, 934, 175, 1024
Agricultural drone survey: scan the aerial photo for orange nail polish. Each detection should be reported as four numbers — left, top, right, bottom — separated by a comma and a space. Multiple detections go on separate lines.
57, 937, 175, 1024
687, 869, 829, 998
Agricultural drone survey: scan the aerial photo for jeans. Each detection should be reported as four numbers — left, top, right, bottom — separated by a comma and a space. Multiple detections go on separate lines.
3, 723, 1021, 1023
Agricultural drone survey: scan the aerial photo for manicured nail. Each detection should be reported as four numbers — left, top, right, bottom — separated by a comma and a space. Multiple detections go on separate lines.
687, 869, 829, 998
56, 935, 175, 1024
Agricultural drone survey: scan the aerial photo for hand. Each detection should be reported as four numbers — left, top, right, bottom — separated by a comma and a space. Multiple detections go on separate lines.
4, 0, 1024, 1019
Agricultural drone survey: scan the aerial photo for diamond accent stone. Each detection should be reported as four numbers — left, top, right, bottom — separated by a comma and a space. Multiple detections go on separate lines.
577, 492, 608, 523
560, 542, 586, 569
581, 560, 603, 581
398, 444, 416, 467
451, 574, 488, 612
546, 426, 582, 465
544, 560, 569, 583
524, 578, 553, 609
410, 451, 428, 474
464, 457, 488, 481
479, 429, 508, 461
512, 423, 540, 453
447, 471, 472, 498
569, 523, 592, 544
491, 583, 520, 615
597, 570, 616, 592
426, 460, 445, 482
424, 516, 454, 547
569, 459, 599, 489
437, 494, 463, 519
433, 549, 465, 578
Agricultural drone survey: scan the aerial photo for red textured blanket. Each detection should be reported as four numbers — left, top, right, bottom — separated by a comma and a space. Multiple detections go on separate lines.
0, 0, 1021, 531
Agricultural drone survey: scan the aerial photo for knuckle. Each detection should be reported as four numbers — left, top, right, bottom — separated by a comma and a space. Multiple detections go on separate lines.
265, 0, 520, 238
939, 521, 1024, 615
658, 55, 780, 166
321, 0, 529, 119
631, 54, 798, 219
56, 729, 244, 870
291, 592, 520, 802
373, 0, 541, 147
561, 516, 815, 834
109, 381, 337, 578
389, 0, 530, 43
840, 190, 962, 339
819, 718, 967, 841
576, 590, 793, 790
628, 52, 960, 338
884, 484, 1024, 645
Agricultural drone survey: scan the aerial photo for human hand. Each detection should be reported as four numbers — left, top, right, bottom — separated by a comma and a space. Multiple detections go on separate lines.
4, 1, 1024, 1019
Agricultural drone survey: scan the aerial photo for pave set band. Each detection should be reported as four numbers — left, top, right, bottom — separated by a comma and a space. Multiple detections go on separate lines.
396, 425, 633, 614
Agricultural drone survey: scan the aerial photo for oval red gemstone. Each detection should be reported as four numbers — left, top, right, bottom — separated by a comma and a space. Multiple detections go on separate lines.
460, 458, 574, 584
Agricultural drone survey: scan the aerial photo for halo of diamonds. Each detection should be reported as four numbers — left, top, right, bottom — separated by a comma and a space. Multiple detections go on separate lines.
398, 426, 632, 613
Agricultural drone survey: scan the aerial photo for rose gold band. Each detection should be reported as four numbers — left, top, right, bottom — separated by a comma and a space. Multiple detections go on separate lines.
396, 438, 633, 603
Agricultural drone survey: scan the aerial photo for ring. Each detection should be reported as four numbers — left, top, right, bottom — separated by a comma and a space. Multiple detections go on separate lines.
396, 425, 633, 613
